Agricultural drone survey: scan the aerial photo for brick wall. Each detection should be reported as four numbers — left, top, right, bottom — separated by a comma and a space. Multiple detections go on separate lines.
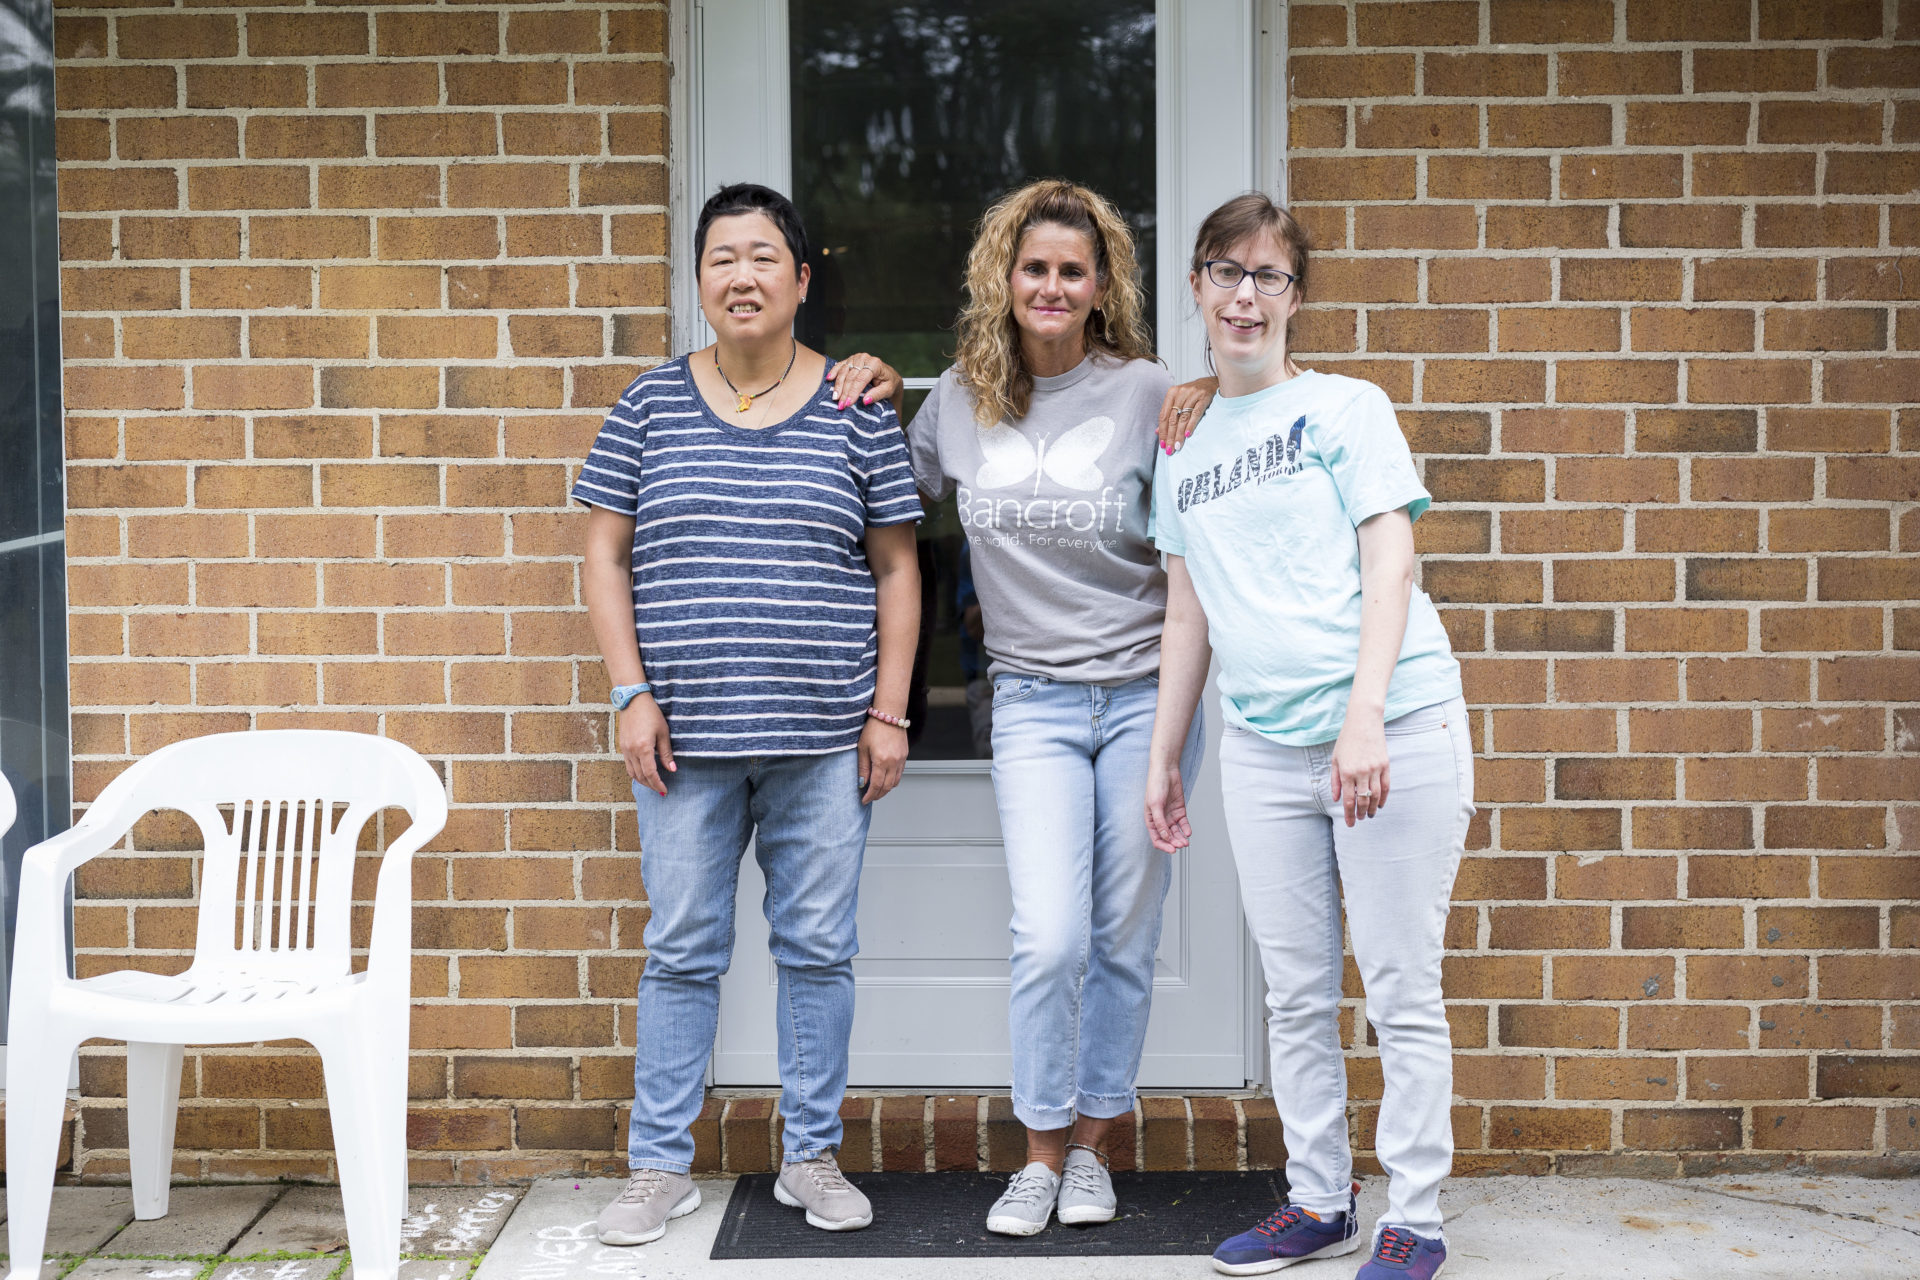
1284, 0, 1918, 1174
52, 0, 667, 1183
46, 0, 1918, 1184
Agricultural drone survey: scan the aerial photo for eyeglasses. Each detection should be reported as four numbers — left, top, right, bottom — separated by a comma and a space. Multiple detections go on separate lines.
1203, 259, 1297, 296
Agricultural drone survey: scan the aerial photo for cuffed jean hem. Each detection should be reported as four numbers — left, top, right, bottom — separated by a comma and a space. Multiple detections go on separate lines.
629, 1158, 692, 1175
1073, 1089, 1137, 1121
1011, 1093, 1076, 1131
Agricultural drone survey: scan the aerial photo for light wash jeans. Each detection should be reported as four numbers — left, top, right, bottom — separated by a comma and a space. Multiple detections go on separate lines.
1220, 696, 1473, 1237
990, 673, 1205, 1130
626, 748, 870, 1173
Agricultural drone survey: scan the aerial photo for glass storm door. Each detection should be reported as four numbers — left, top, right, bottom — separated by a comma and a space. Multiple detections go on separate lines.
687, 0, 1269, 1087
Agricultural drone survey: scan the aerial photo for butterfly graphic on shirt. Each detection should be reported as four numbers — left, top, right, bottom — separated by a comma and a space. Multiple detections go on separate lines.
975, 416, 1115, 497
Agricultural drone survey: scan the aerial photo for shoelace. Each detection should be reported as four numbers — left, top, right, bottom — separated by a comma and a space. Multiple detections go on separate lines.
1062, 1157, 1107, 1197
1254, 1203, 1311, 1237
796, 1157, 852, 1192
998, 1166, 1057, 1208
617, 1169, 671, 1204
1376, 1227, 1417, 1264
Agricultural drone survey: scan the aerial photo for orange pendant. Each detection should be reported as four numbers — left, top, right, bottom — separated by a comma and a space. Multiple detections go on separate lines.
736, 394, 752, 412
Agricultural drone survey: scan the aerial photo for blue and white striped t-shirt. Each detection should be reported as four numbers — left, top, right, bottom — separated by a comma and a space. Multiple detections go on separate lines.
572, 356, 922, 757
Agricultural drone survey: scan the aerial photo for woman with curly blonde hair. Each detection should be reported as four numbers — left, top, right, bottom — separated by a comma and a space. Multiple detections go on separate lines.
889, 178, 1208, 1236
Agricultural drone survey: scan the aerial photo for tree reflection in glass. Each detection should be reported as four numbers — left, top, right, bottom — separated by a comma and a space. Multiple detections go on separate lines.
790, 1, 1157, 758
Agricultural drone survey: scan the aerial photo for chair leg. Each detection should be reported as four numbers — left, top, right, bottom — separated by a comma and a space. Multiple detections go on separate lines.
126, 1041, 185, 1220
383, 1043, 411, 1227
4, 1029, 79, 1280
320, 1038, 402, 1280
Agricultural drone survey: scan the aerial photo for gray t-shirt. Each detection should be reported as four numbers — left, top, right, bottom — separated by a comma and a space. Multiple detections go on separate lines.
908, 354, 1171, 683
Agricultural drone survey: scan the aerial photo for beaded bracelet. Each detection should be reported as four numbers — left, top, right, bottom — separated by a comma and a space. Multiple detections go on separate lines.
865, 706, 912, 729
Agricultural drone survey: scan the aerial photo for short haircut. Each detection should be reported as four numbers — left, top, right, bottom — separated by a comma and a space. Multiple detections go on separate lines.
693, 183, 809, 279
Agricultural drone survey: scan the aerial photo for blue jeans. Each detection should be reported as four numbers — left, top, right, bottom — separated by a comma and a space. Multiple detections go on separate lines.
990, 673, 1205, 1130
626, 749, 870, 1173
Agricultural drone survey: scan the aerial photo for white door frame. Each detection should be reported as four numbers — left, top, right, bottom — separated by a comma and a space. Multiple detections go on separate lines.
669, 0, 1286, 380
667, 0, 1287, 1089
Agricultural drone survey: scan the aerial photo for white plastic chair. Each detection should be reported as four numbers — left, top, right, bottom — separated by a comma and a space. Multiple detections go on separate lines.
3, 731, 446, 1280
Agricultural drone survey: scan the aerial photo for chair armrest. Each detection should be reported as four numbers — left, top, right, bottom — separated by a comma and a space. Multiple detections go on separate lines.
21, 816, 136, 885
9, 821, 129, 1000
364, 783, 449, 986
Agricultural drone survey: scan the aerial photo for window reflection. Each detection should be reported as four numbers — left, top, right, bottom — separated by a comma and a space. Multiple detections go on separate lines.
791, 0, 1157, 757
0, 0, 72, 1036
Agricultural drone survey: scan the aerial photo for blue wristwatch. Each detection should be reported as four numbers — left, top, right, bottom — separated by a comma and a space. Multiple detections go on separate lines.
610, 682, 652, 710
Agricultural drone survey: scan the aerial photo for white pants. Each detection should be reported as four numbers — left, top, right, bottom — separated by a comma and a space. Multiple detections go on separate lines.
1220, 697, 1473, 1236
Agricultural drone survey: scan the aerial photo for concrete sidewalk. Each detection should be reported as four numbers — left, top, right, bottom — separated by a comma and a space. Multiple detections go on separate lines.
3, 1173, 1916, 1279
474, 1173, 1920, 1280
0, 1184, 519, 1279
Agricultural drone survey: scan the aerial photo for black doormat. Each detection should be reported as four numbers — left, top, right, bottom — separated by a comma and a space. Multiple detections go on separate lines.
710, 1169, 1288, 1259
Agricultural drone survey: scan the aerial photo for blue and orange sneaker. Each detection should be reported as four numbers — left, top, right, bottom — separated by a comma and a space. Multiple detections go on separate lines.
1211, 1183, 1361, 1275
1355, 1224, 1446, 1279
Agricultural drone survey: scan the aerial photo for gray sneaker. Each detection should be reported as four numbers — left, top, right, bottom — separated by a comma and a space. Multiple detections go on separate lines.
596, 1168, 701, 1245
774, 1153, 874, 1230
987, 1161, 1062, 1236
1057, 1144, 1117, 1225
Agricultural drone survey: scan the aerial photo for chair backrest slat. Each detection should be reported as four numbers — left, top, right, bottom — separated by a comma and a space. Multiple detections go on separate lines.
218, 795, 345, 972
107, 730, 446, 980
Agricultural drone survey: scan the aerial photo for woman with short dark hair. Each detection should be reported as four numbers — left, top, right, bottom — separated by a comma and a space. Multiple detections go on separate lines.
576, 182, 922, 1245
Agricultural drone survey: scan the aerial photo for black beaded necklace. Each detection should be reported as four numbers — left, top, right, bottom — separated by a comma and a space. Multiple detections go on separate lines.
715, 341, 798, 414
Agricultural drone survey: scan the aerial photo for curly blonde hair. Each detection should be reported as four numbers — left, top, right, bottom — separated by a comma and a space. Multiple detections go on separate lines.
953, 179, 1155, 426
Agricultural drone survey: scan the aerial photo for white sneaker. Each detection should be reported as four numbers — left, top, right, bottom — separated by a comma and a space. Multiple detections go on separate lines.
596, 1169, 701, 1245
773, 1153, 873, 1231
1057, 1145, 1116, 1224
987, 1161, 1061, 1236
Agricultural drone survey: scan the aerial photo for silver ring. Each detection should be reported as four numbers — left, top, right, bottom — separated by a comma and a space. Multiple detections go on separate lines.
1175, 407, 1193, 416
1356, 790, 1372, 797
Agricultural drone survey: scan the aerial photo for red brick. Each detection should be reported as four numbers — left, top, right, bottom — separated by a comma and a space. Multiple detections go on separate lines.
1430, 156, 1550, 200
1563, 257, 1684, 302
1626, 101, 1750, 147
1562, 155, 1683, 201
1486, 204, 1609, 250
1689, 359, 1813, 406
1501, 508, 1621, 553
1492, 608, 1616, 652
1765, 806, 1885, 851
1487, 1105, 1609, 1151
1758, 0, 1882, 39
1290, 53, 1415, 100
1499, 309, 1619, 353
1553, 955, 1673, 1001
1489, 103, 1612, 149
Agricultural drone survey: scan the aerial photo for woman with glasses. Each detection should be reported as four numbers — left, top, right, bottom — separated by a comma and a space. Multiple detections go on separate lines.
843, 178, 1207, 1236
1144, 193, 1469, 1280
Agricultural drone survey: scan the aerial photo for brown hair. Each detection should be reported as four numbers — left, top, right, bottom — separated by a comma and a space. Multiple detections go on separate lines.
1190, 192, 1312, 350
953, 179, 1156, 425
1191, 191, 1311, 294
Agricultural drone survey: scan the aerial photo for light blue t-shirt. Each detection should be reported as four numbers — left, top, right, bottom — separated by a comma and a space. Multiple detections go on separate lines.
1147, 370, 1462, 746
